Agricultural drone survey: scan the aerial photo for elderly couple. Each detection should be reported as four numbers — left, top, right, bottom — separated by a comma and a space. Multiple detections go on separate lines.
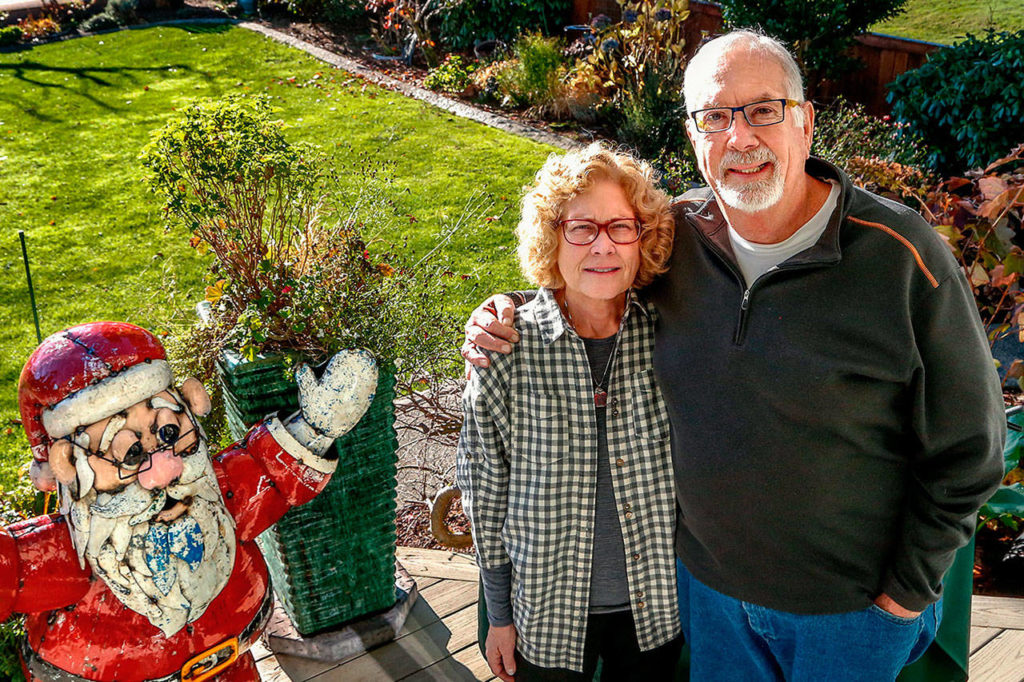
455, 28, 1006, 682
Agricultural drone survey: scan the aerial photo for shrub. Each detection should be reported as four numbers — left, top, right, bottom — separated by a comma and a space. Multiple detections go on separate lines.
717, 0, 908, 93
0, 25, 21, 45
584, 0, 690, 156
366, 0, 457, 67
811, 96, 929, 171
16, 15, 61, 39
888, 30, 1024, 175
284, 0, 365, 23
653, 148, 702, 197
105, 0, 139, 24
438, 0, 570, 51
424, 54, 477, 94
141, 95, 467, 379
504, 32, 564, 108
79, 11, 118, 31
0, 617, 24, 682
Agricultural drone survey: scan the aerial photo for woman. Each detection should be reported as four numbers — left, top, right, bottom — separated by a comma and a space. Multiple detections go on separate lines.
457, 143, 680, 681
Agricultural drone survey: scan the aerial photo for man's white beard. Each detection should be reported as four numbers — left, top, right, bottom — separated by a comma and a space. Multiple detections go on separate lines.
714, 147, 784, 213
67, 441, 237, 637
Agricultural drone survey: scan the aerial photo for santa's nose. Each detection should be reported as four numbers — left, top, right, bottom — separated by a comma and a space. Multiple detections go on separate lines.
137, 449, 183, 490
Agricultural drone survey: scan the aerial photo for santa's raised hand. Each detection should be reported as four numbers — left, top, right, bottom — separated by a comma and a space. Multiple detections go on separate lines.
285, 350, 377, 457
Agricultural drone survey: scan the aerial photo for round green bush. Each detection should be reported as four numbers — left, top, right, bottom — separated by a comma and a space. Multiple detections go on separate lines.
888, 30, 1024, 173
0, 26, 22, 46
79, 12, 120, 32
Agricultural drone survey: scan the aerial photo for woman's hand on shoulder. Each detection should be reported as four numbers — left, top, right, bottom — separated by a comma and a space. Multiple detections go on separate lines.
485, 622, 518, 682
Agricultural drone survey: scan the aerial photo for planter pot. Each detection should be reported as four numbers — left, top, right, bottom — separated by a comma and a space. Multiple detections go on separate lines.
218, 349, 399, 635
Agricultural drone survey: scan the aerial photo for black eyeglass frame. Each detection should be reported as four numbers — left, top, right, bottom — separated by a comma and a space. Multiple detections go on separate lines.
688, 98, 802, 134
60, 407, 202, 481
558, 218, 644, 246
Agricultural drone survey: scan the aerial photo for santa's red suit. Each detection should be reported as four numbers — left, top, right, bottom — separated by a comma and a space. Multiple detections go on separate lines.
0, 419, 331, 682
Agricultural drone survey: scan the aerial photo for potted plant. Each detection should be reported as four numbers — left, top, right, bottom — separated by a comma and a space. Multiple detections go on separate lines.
141, 94, 462, 634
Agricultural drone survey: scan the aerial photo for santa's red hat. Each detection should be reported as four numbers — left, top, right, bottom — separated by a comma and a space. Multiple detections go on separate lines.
18, 322, 174, 463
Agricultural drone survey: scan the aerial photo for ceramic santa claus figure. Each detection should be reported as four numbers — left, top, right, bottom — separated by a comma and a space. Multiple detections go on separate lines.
0, 321, 378, 681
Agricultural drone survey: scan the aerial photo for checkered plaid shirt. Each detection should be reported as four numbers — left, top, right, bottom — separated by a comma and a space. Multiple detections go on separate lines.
457, 287, 680, 672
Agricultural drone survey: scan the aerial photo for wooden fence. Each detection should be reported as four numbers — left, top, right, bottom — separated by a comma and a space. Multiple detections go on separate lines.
570, 0, 945, 116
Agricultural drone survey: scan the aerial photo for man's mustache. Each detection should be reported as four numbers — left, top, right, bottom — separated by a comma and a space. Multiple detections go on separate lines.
719, 147, 778, 175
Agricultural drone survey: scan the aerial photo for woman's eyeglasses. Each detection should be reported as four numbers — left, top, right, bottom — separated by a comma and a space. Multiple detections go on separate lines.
559, 218, 642, 245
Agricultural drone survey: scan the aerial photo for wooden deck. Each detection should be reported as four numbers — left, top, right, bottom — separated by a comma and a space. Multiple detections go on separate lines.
253, 548, 493, 681
253, 548, 1024, 682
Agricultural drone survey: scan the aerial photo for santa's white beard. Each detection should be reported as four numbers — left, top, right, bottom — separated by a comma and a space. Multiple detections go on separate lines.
67, 442, 237, 637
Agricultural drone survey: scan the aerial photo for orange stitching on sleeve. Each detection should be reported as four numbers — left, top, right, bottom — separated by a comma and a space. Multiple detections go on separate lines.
848, 217, 940, 288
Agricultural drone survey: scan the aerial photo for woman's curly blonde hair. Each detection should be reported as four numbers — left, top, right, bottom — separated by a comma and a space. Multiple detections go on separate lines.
516, 142, 675, 289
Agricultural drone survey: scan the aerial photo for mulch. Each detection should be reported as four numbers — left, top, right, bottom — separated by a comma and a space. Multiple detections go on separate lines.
395, 498, 473, 554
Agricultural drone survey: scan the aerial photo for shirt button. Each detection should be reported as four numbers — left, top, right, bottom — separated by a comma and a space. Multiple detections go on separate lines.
636, 590, 645, 598
623, 503, 632, 512
616, 458, 625, 467
637, 601, 646, 609
632, 553, 641, 561
611, 397, 619, 406
626, 512, 634, 519
611, 409, 619, 416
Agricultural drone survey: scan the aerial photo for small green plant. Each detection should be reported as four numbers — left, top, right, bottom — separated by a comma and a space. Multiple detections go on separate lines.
888, 29, 1024, 174
424, 54, 477, 94
0, 25, 21, 45
498, 32, 564, 108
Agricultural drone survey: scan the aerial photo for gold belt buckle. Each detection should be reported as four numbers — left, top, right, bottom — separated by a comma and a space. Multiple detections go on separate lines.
181, 637, 239, 682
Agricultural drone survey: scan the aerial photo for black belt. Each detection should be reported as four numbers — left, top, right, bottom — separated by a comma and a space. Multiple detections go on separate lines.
24, 586, 274, 682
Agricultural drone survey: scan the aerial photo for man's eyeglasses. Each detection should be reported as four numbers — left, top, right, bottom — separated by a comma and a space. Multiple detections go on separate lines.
689, 98, 801, 134
62, 413, 201, 481
559, 218, 642, 245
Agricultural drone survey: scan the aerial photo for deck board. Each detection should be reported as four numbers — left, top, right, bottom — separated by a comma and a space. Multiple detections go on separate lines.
256, 549, 1024, 681
970, 626, 1004, 654
971, 596, 1024, 629
968, 629, 1024, 682
395, 547, 479, 581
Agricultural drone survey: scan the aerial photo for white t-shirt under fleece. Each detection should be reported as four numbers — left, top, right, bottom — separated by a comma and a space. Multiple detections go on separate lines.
727, 181, 840, 287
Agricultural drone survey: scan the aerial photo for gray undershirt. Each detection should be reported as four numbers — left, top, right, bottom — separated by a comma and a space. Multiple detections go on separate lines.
480, 334, 630, 626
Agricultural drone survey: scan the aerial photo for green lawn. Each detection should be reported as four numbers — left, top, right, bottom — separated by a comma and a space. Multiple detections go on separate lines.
871, 0, 1024, 44
0, 24, 555, 492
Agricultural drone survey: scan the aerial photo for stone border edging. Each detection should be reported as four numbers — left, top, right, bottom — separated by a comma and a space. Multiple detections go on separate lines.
239, 21, 574, 151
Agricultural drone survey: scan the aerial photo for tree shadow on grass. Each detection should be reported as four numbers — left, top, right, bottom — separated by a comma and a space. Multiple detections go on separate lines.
0, 61, 195, 121
169, 23, 234, 34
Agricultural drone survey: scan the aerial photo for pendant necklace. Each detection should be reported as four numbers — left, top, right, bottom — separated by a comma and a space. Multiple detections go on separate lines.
561, 297, 625, 408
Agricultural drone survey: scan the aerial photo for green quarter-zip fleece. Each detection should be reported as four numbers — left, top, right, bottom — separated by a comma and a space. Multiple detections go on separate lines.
650, 157, 1006, 614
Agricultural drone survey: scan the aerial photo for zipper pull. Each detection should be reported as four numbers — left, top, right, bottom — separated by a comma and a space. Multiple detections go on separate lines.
741, 289, 751, 311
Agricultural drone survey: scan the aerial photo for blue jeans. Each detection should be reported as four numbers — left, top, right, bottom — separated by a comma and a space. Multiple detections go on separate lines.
677, 560, 942, 681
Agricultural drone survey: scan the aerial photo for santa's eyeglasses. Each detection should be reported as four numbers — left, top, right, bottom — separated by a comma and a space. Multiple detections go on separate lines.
61, 409, 201, 480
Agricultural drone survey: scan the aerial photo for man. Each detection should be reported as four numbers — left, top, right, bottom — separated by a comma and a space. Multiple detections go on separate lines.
463, 29, 1005, 681
3, 320, 377, 680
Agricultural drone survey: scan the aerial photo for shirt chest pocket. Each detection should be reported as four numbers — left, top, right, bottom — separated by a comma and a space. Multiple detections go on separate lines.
628, 369, 671, 442
512, 391, 569, 464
